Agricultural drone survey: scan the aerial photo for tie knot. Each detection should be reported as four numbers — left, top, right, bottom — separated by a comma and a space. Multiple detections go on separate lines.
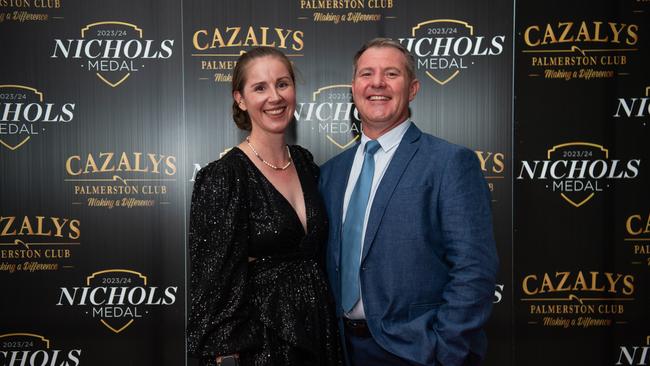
364, 140, 381, 156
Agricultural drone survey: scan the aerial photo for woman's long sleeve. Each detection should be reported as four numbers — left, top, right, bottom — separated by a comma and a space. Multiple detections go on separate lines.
187, 161, 255, 360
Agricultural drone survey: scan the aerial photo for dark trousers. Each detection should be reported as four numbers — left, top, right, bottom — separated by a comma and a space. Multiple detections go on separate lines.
343, 319, 418, 366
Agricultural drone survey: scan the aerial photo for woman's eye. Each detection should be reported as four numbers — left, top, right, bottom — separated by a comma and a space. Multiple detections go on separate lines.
254, 85, 265, 92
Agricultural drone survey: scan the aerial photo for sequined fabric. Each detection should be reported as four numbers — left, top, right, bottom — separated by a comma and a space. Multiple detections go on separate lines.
188, 146, 342, 366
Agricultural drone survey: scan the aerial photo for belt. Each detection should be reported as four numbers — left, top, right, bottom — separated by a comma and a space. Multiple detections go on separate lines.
343, 318, 371, 338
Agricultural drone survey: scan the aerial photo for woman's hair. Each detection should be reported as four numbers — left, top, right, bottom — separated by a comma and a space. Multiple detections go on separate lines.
231, 47, 296, 131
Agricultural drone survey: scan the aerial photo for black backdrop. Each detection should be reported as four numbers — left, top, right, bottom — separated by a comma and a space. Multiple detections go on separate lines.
0, 0, 647, 365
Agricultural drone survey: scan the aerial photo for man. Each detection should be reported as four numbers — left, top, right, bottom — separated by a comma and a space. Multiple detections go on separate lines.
319, 38, 498, 366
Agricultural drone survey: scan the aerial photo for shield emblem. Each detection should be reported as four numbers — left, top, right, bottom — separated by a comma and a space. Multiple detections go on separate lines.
80, 21, 143, 87
0, 332, 50, 350
0, 85, 43, 151
547, 142, 608, 207
410, 19, 473, 85
311, 84, 360, 149
86, 269, 148, 333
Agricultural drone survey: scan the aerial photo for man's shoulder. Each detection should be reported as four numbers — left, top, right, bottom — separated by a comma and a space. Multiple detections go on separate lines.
321, 144, 357, 174
416, 130, 470, 157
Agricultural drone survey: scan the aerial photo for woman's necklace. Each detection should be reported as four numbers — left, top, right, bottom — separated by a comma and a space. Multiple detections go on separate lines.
245, 136, 292, 171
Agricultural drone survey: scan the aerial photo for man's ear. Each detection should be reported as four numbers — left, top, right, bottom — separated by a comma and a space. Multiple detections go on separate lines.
409, 78, 420, 102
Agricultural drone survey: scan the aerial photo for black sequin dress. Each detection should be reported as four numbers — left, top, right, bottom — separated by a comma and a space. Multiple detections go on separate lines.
187, 146, 342, 366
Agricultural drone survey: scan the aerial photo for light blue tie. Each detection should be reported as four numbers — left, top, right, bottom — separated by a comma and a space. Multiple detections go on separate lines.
341, 140, 381, 312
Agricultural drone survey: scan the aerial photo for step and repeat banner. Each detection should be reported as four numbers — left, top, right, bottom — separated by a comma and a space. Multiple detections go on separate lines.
0, 0, 646, 365
514, 1, 650, 365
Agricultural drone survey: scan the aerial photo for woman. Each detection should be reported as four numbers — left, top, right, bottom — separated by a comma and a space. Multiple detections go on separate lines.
187, 47, 342, 366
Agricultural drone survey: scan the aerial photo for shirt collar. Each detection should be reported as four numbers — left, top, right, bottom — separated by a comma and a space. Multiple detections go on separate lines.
359, 119, 412, 153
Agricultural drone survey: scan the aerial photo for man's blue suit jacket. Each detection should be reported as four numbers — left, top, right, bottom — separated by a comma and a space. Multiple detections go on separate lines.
319, 123, 499, 366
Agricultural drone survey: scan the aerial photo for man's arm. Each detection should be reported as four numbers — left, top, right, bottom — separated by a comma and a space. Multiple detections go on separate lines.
433, 146, 499, 366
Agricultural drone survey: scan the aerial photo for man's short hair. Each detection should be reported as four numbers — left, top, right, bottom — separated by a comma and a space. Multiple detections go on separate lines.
352, 37, 416, 81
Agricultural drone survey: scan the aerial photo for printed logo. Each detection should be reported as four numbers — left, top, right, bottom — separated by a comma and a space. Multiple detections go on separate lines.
615, 336, 650, 365
56, 269, 178, 333
517, 142, 641, 207
0, 0, 63, 23
296, 84, 360, 149
614, 86, 650, 123
64, 152, 177, 209
521, 270, 635, 328
0, 84, 74, 151
0, 333, 82, 366
624, 213, 650, 267
475, 150, 506, 197
297, 0, 396, 24
51, 21, 175, 87
192, 25, 304, 83
494, 283, 505, 304
0, 215, 80, 273
399, 19, 506, 85
521, 20, 639, 80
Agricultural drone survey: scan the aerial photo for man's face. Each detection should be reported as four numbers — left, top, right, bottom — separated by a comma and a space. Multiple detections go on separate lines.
351, 46, 419, 135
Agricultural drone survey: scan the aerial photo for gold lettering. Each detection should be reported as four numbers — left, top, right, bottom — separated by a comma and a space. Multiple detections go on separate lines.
626, 214, 642, 235
626, 24, 639, 46
133, 152, 147, 172
99, 152, 115, 172
226, 27, 242, 47
572, 271, 587, 291
243, 26, 259, 46
18, 216, 35, 236
165, 156, 177, 176
51, 217, 68, 238
607, 22, 625, 44
540, 273, 554, 293
68, 219, 80, 240
0, 217, 16, 236
35, 216, 51, 236
475, 151, 491, 172
66, 155, 81, 176
493, 153, 505, 173
276, 28, 291, 49
210, 28, 226, 48
522, 274, 538, 295
574, 21, 592, 42
192, 30, 208, 51
524, 25, 540, 47
292, 30, 305, 51
117, 152, 132, 171
555, 271, 571, 291
604, 272, 622, 293
622, 275, 634, 295
558, 22, 575, 43
589, 271, 606, 292
148, 153, 163, 174
83, 154, 99, 174
542, 24, 558, 45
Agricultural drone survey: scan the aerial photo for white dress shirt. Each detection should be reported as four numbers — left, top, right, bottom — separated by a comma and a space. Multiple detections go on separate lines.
342, 119, 412, 319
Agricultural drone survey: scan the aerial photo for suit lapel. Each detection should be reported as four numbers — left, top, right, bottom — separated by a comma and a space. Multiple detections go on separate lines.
361, 124, 422, 263
330, 145, 357, 268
